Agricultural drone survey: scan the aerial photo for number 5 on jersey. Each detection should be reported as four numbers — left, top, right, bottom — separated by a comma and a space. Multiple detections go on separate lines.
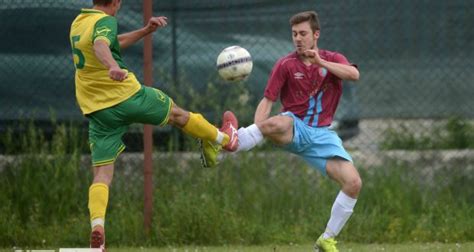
71, 35, 85, 69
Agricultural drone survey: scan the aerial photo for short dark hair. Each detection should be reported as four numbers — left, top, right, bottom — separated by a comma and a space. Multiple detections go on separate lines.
93, 0, 114, 6
289, 11, 320, 32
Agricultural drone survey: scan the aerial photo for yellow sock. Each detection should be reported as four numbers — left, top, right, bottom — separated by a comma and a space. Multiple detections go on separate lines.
182, 112, 229, 145
88, 183, 109, 227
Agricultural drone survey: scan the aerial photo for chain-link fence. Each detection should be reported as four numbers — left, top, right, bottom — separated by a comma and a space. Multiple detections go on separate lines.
1, 0, 473, 155
1, 0, 473, 247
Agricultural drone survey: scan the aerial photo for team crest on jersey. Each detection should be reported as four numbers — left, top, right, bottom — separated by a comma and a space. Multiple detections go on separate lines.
294, 72, 305, 79
95, 26, 112, 37
319, 67, 328, 77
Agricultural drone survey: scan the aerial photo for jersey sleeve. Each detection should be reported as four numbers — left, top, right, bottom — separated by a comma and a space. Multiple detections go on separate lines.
264, 59, 288, 101
93, 16, 118, 46
333, 52, 357, 68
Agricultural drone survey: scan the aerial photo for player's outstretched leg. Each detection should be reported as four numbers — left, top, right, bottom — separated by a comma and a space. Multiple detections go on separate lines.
166, 104, 239, 167
200, 111, 239, 167
236, 114, 293, 152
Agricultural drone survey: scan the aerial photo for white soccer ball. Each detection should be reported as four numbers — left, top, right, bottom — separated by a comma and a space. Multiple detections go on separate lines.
216, 45, 253, 82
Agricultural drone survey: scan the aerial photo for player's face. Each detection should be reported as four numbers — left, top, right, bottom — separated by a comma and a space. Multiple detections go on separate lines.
292, 22, 319, 55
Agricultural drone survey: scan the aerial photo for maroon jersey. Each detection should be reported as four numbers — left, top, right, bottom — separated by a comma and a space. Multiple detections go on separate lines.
264, 50, 353, 127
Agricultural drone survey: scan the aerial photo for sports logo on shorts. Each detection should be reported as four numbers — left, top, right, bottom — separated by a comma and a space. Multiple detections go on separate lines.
154, 89, 166, 102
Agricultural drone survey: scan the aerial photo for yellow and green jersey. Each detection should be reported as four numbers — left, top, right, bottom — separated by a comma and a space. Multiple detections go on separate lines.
69, 9, 141, 115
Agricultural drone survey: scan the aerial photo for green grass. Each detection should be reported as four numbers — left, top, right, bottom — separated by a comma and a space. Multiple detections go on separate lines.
1, 125, 473, 248
109, 242, 474, 251
3, 243, 473, 252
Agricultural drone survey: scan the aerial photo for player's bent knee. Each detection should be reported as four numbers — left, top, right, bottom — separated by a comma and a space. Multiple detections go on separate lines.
277, 116, 294, 133
353, 176, 363, 192
261, 116, 292, 134
168, 105, 190, 127
346, 176, 362, 197
93, 163, 114, 183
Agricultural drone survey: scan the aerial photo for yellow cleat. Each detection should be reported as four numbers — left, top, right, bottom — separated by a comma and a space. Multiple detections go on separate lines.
314, 235, 339, 252
199, 139, 221, 168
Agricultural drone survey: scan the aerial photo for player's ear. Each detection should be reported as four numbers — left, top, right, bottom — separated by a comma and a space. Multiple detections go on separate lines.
114, 0, 121, 11
314, 30, 320, 40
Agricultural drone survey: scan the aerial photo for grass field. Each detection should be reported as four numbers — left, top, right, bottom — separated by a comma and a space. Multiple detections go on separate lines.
100, 242, 474, 252
5, 243, 472, 252
113, 243, 474, 252
1, 125, 473, 248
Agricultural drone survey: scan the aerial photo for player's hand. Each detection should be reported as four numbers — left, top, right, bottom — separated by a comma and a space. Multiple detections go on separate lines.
109, 66, 128, 81
145, 16, 168, 33
304, 49, 322, 66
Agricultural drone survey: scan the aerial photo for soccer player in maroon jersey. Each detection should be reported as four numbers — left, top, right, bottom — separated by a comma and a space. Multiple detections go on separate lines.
236, 11, 361, 251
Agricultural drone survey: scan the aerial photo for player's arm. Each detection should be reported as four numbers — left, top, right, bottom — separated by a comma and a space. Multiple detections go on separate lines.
93, 40, 127, 81
118, 16, 168, 49
319, 60, 359, 81
304, 49, 359, 81
254, 97, 274, 123
256, 58, 286, 123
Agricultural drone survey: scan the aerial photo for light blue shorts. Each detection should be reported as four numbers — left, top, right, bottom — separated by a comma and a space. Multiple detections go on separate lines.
281, 111, 352, 175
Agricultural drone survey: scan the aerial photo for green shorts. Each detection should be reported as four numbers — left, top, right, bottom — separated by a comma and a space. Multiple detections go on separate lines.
87, 86, 172, 166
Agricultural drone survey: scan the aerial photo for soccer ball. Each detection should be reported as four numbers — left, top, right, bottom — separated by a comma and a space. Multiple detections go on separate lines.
216, 45, 253, 82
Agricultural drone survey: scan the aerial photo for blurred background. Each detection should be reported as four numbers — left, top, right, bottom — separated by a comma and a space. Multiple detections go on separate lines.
0, 0, 473, 249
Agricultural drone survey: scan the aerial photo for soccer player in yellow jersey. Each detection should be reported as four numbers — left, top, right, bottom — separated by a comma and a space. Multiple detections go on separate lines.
69, 0, 238, 250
